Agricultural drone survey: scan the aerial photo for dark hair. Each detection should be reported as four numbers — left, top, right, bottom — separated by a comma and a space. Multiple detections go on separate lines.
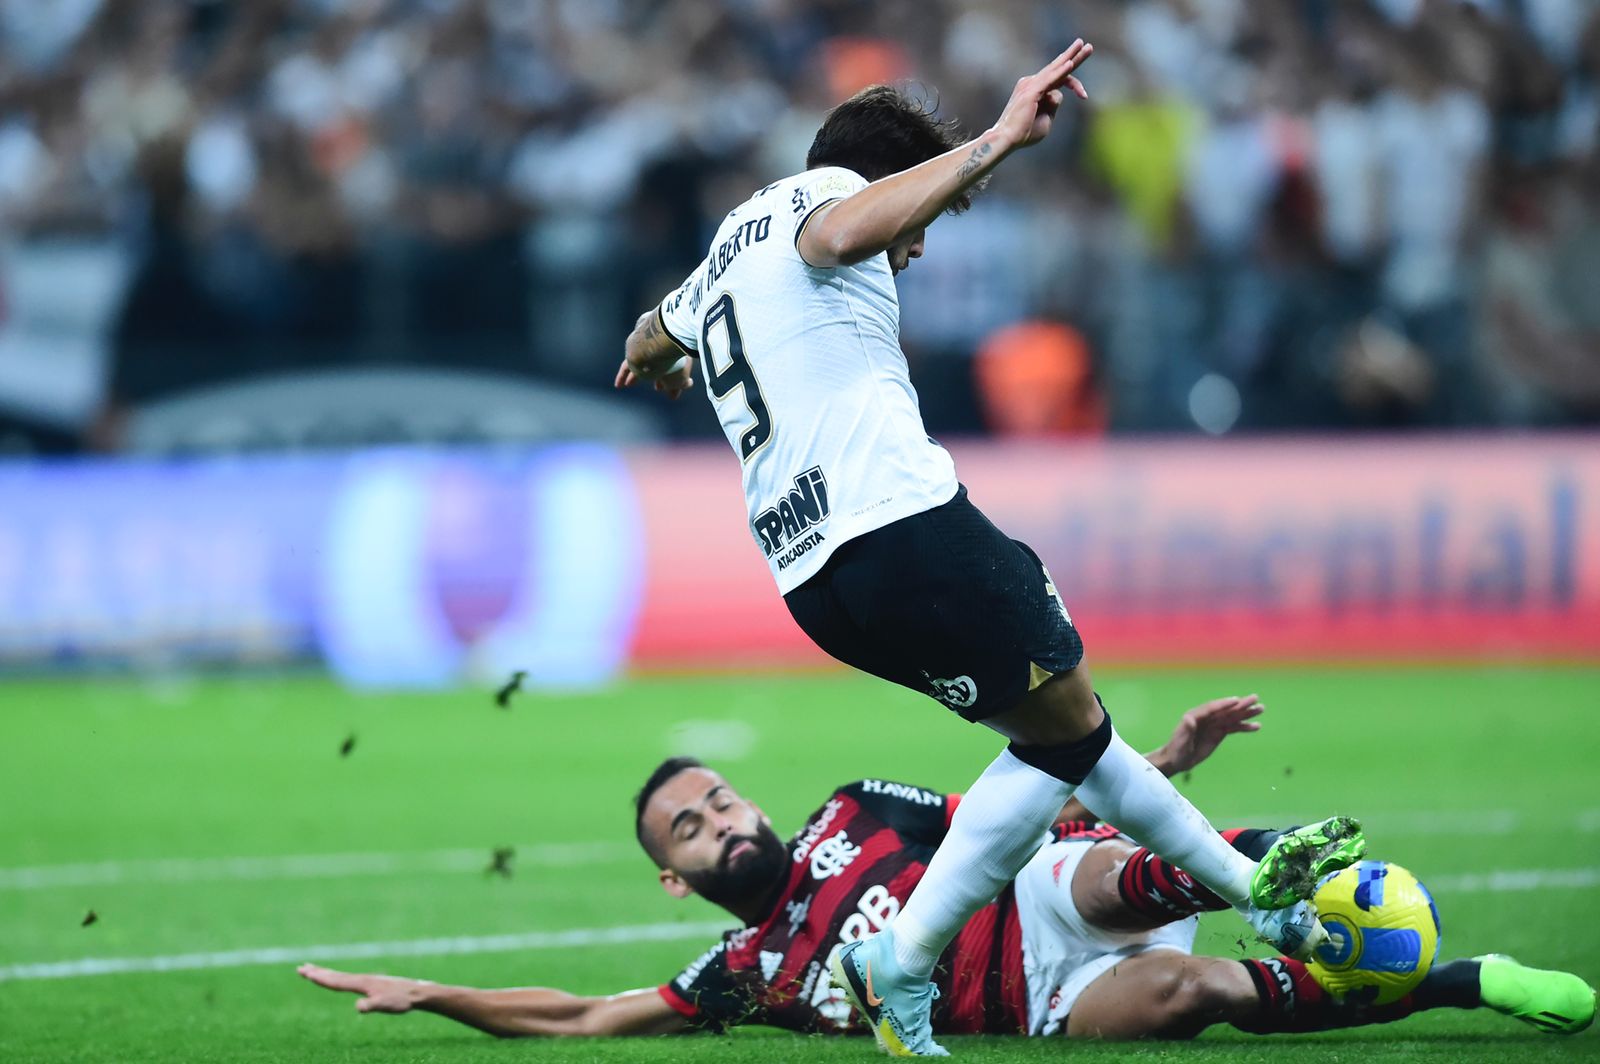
633, 756, 705, 867
805, 85, 979, 213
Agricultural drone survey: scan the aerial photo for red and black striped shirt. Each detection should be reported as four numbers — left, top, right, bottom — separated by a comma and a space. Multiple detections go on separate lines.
657, 779, 1029, 1035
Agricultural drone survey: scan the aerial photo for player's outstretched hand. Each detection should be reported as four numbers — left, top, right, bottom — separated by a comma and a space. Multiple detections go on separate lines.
614, 357, 695, 400
298, 963, 429, 1013
1156, 694, 1264, 776
652, 358, 695, 400
990, 38, 1093, 153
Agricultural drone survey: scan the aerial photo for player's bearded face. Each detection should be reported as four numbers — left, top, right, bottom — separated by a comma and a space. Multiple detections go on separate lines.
676, 819, 788, 907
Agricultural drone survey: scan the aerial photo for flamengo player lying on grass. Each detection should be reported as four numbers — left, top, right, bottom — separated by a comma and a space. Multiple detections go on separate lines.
298, 695, 1595, 1042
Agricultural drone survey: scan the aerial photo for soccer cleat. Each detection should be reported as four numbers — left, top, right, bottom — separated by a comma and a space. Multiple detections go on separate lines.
828, 932, 949, 1057
1249, 816, 1366, 910
1477, 954, 1596, 1034
1245, 898, 1328, 960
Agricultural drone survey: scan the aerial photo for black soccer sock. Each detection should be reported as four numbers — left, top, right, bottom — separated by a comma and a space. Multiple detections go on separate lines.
1234, 956, 1424, 1033
1006, 711, 1113, 785
1412, 959, 1483, 1010
1221, 827, 1282, 862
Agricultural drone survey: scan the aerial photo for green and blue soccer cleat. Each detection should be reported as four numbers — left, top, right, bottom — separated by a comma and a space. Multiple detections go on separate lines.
1249, 815, 1366, 910
829, 931, 948, 1057
1477, 954, 1596, 1034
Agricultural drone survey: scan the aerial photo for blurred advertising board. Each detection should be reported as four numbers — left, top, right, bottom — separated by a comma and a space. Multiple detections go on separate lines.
0, 437, 1594, 685
0, 447, 640, 686
629, 436, 1600, 668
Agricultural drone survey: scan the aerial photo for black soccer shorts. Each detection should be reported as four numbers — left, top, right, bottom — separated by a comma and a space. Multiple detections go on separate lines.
783, 485, 1084, 722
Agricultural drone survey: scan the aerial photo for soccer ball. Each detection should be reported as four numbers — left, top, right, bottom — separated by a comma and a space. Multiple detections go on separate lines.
1306, 861, 1440, 1006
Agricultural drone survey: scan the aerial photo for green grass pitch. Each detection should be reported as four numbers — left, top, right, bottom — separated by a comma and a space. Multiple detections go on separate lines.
2, 665, 1598, 1063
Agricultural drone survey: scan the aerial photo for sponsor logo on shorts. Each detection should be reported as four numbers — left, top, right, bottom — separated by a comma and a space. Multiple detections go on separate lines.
924, 673, 977, 710
754, 466, 830, 559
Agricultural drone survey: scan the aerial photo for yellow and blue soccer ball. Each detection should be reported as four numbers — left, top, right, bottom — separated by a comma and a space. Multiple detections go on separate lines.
1306, 861, 1441, 1006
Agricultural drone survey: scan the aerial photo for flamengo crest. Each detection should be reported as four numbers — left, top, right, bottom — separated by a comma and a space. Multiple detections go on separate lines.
809, 832, 861, 879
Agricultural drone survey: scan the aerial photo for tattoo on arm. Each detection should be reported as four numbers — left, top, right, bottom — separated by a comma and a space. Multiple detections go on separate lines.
639, 311, 663, 341
956, 141, 993, 180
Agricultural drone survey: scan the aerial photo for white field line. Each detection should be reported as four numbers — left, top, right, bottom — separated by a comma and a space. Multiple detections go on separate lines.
4, 807, 1596, 893
1426, 867, 1600, 893
0, 841, 636, 892
2, 867, 1595, 984
0, 920, 732, 983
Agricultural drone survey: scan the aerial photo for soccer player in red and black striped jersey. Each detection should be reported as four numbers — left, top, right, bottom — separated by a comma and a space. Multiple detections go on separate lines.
299, 695, 1595, 1043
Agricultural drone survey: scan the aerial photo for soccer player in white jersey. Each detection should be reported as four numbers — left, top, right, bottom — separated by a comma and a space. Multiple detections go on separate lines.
614, 41, 1364, 1057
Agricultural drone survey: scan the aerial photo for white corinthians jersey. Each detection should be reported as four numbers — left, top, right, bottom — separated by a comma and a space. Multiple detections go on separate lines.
656, 166, 959, 593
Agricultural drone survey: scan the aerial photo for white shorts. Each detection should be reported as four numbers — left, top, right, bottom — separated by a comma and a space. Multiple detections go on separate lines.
1014, 836, 1198, 1037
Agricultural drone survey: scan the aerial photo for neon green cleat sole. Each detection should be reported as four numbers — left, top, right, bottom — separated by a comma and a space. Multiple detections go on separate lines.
1249, 815, 1366, 910
1478, 954, 1596, 1034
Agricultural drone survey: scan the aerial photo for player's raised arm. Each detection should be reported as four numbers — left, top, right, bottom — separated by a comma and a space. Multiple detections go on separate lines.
1053, 695, 1265, 826
617, 250, 704, 397
1144, 694, 1265, 778
296, 964, 687, 1038
798, 39, 1092, 268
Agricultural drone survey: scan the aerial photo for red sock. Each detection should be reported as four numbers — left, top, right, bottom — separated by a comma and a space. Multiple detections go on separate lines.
1115, 828, 1255, 922
1235, 956, 1421, 1033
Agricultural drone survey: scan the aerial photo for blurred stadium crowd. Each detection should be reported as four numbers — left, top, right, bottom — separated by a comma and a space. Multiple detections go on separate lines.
1, 0, 1597, 453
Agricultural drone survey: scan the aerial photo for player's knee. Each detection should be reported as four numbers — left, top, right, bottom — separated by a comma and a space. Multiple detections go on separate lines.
1072, 842, 1134, 929
987, 667, 1101, 746
1156, 961, 1232, 1032
1121, 958, 1228, 1038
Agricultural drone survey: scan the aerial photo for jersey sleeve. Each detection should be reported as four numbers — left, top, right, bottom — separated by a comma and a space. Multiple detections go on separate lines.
655, 263, 703, 356
836, 780, 957, 845
789, 166, 870, 260
657, 940, 757, 1032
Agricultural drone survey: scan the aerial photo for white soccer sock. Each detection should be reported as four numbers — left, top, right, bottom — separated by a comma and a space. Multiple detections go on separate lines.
1072, 730, 1254, 907
890, 748, 1071, 979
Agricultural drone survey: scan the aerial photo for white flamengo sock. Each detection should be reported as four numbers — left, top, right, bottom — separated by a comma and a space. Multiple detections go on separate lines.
890, 748, 1072, 979
1072, 730, 1254, 907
